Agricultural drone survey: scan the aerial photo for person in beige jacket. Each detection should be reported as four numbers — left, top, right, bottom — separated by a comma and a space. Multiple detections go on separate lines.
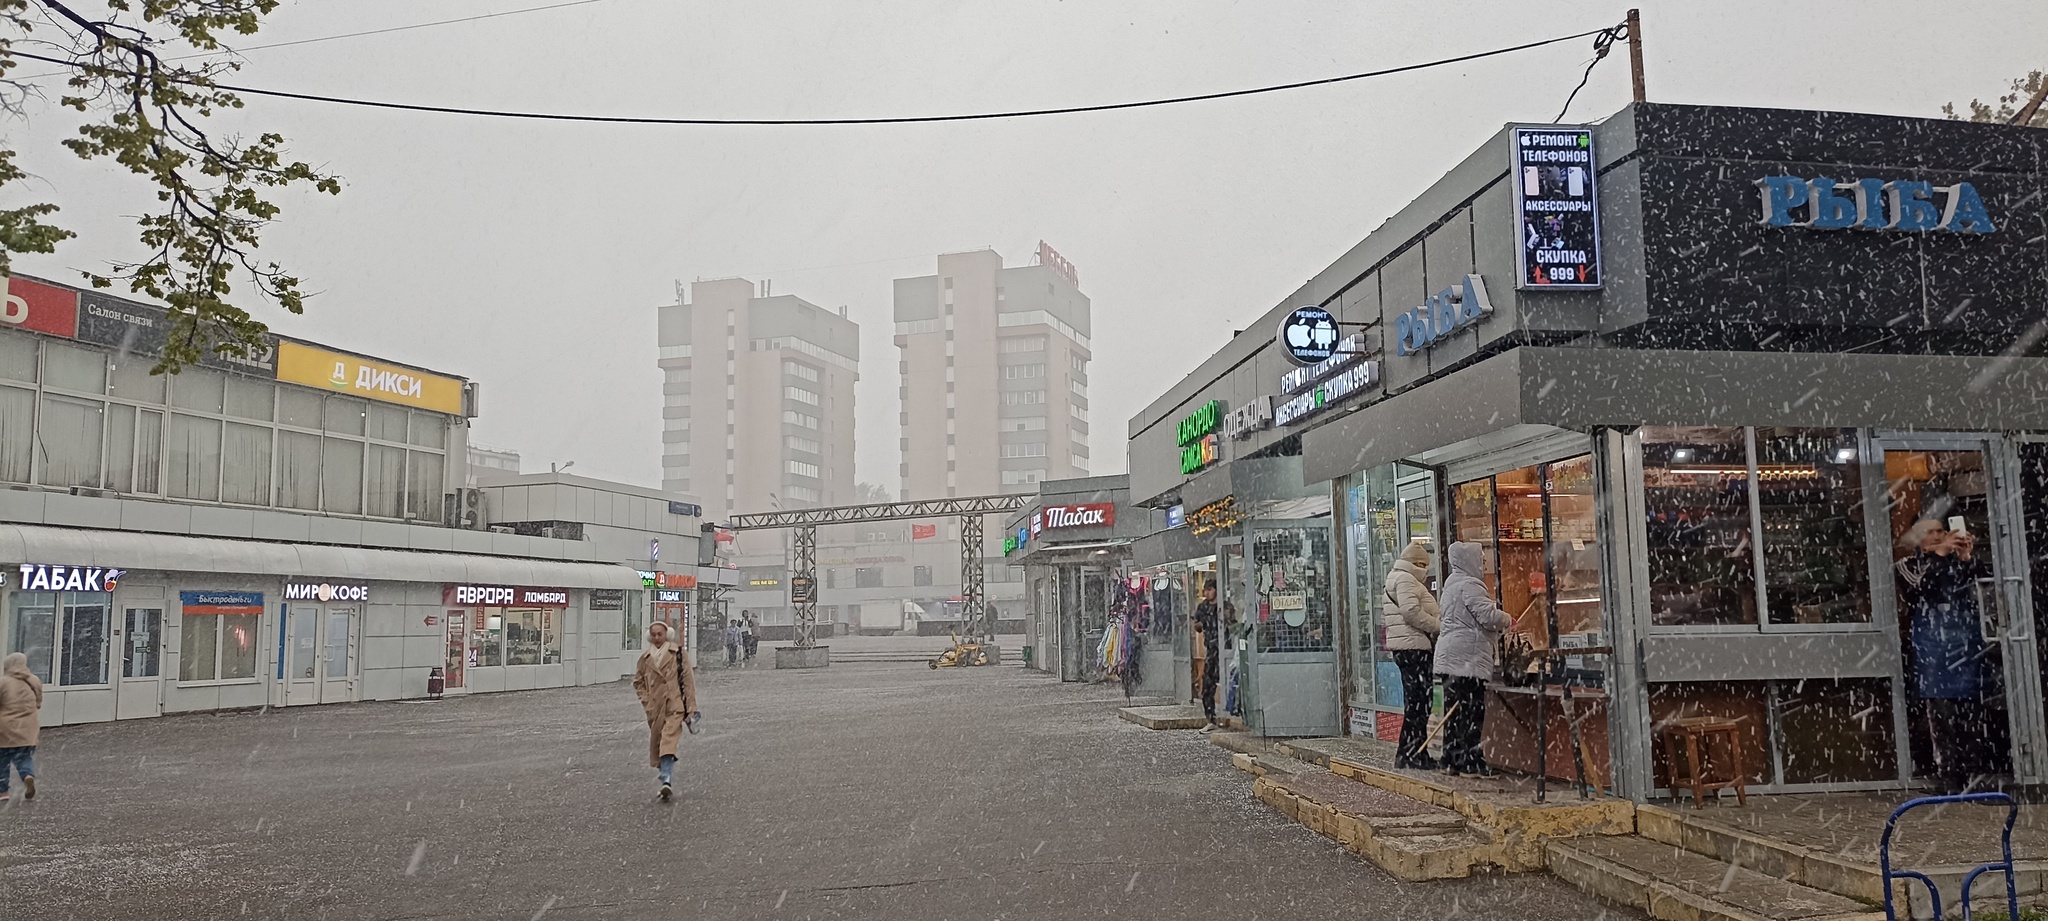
632, 621, 699, 801
1382, 540, 1442, 769
0, 652, 43, 802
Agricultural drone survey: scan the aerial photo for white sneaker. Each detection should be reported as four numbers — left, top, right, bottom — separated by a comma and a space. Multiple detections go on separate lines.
658, 783, 673, 802
1199, 722, 1219, 733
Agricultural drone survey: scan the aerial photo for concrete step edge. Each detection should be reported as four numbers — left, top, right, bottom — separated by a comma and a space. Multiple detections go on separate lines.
1549, 838, 1895, 921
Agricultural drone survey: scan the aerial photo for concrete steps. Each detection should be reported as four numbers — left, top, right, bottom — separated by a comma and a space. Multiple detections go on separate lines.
1252, 769, 1498, 881
1634, 802, 2046, 921
1117, 705, 1209, 730
1548, 835, 1884, 921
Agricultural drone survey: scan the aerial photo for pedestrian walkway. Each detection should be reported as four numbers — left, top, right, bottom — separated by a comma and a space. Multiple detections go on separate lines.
1127, 705, 2048, 920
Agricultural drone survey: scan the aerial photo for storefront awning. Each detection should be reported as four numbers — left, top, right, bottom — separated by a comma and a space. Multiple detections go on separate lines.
1303, 347, 2048, 483
0, 523, 646, 590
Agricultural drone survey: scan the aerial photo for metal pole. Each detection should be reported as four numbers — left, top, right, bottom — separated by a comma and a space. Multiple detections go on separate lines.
1626, 8, 1645, 104
792, 525, 817, 647
960, 514, 986, 642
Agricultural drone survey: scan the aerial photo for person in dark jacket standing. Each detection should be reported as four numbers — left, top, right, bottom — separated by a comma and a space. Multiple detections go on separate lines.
1192, 581, 1222, 732
1434, 541, 1512, 777
1896, 518, 1997, 791
1384, 540, 1442, 769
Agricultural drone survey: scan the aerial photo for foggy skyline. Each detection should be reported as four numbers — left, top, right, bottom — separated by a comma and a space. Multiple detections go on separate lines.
3, 0, 2041, 497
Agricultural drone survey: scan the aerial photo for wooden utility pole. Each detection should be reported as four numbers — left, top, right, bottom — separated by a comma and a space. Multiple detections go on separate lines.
1626, 8, 1646, 103
2013, 76, 2048, 126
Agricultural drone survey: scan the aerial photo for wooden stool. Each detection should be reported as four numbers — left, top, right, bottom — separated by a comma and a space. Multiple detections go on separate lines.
1662, 717, 1747, 809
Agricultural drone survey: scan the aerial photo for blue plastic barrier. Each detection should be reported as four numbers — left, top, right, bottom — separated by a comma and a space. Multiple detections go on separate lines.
1880, 792, 2020, 921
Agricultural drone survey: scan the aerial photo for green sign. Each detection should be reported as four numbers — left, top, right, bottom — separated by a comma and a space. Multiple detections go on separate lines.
1003, 535, 1018, 554
1177, 400, 1223, 447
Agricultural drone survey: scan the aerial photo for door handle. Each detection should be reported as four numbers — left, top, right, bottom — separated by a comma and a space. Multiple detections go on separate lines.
1975, 578, 2002, 645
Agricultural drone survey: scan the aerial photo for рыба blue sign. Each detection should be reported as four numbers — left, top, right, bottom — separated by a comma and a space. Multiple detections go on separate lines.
1755, 176, 1994, 233
1395, 275, 1494, 357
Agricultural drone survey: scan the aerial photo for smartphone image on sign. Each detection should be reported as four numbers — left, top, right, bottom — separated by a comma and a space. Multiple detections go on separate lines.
1523, 166, 1541, 196
1948, 515, 1967, 533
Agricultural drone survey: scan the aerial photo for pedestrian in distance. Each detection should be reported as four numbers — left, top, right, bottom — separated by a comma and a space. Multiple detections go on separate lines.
725, 620, 742, 667
1434, 541, 1512, 777
632, 621, 699, 802
1192, 581, 1223, 733
1384, 539, 1443, 770
0, 652, 43, 803
741, 612, 759, 666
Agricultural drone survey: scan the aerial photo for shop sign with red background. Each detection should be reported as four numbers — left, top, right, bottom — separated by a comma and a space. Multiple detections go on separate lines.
1041, 502, 1116, 529
2, 276, 79, 337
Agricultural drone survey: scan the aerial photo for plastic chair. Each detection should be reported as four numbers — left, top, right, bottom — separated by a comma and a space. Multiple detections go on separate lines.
1879, 792, 2019, 921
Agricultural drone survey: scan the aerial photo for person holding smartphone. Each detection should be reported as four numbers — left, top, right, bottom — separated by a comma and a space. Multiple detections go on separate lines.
1895, 516, 1996, 792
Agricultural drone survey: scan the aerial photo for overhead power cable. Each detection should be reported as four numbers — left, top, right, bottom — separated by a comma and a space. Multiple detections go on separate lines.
12, 0, 618, 80
1553, 20, 1628, 123
13, 24, 1614, 126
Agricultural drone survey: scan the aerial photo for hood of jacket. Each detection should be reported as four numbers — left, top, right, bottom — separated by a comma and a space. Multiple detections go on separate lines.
1448, 541, 1485, 580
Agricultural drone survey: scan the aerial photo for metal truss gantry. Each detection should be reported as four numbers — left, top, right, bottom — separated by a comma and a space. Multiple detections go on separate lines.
727, 493, 1030, 646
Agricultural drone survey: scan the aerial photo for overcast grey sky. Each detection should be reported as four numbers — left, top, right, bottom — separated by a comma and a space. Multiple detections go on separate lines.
6, 1, 2043, 493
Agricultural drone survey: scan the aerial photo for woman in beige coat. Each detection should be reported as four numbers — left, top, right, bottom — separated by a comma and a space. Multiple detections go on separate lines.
632, 622, 699, 801
1383, 540, 1441, 770
0, 652, 43, 801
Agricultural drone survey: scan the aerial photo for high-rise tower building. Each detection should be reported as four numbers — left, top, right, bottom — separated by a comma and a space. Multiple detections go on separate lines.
893, 244, 1090, 500
656, 278, 858, 522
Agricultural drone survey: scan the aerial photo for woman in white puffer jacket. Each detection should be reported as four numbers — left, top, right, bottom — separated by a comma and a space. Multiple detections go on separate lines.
1382, 540, 1441, 769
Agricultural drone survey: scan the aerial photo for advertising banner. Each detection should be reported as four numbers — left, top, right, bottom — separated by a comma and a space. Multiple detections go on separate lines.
277, 340, 464, 414
1510, 125, 1602, 289
2, 275, 79, 337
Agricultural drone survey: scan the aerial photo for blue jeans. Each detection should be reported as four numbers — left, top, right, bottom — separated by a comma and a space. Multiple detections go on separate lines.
0, 746, 34, 794
657, 754, 676, 785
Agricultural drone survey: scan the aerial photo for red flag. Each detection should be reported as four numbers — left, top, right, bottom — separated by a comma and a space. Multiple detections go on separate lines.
912, 524, 937, 540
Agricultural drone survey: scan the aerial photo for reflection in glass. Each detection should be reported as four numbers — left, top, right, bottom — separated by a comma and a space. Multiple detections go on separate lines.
1755, 428, 1870, 624
1643, 426, 1757, 626
10, 592, 56, 682
59, 596, 109, 686
1252, 526, 1332, 653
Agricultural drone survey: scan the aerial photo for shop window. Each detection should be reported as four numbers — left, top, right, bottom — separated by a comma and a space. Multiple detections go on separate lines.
1778, 677, 1896, 784
366, 443, 406, 518
409, 411, 448, 449
368, 403, 408, 442
621, 592, 645, 649
135, 410, 161, 494
224, 376, 274, 421
914, 565, 932, 586
322, 437, 363, 514
407, 451, 445, 521
165, 413, 223, 501
325, 395, 368, 436
500, 608, 556, 666
1449, 455, 1605, 675
12, 591, 113, 687
1252, 525, 1333, 653
1642, 426, 1757, 627
1343, 466, 1399, 709
169, 366, 225, 413
1648, 680, 1772, 789
0, 333, 35, 382
855, 567, 884, 589
36, 394, 103, 488
180, 606, 261, 682
277, 388, 323, 428
473, 612, 503, 667
1755, 428, 1871, 624
1545, 456, 1602, 641
277, 431, 322, 510
109, 356, 165, 403
222, 422, 273, 505
43, 340, 106, 394
0, 385, 33, 483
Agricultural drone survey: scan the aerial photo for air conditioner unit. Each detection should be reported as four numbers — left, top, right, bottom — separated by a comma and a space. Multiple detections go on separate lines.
444, 488, 486, 530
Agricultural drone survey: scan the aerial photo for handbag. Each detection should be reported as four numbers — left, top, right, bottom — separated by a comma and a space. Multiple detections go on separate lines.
1498, 631, 1539, 687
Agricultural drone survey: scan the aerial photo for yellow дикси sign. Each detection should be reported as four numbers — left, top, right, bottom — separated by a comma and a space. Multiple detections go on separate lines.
275, 341, 464, 415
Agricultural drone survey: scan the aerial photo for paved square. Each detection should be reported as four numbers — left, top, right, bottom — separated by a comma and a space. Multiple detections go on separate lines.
1, 663, 1627, 920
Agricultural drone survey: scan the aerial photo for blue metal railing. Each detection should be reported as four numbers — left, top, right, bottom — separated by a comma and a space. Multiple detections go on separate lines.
1880, 792, 2020, 921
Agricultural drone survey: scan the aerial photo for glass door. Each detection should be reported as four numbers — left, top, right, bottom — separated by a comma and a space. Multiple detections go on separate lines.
1878, 437, 2045, 787
321, 605, 359, 703
284, 603, 321, 706
444, 610, 468, 689
116, 606, 163, 720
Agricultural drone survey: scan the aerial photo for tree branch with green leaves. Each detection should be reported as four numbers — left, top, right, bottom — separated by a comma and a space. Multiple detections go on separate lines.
1, 0, 338, 371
